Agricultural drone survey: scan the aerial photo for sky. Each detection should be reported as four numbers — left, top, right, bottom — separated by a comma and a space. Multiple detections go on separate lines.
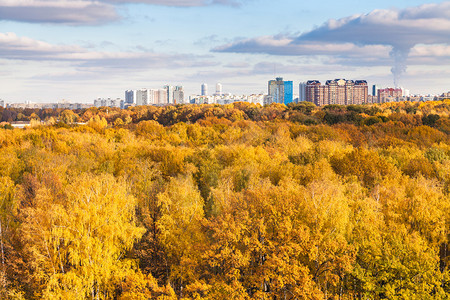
1, 0, 450, 103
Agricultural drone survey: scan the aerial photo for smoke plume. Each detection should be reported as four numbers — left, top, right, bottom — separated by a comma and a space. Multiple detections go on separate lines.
390, 46, 410, 87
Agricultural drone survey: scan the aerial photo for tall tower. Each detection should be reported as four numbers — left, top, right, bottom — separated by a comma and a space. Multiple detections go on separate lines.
284, 80, 293, 105
268, 77, 284, 104
201, 83, 208, 96
299, 82, 306, 102
164, 85, 174, 104
125, 90, 136, 104
268, 77, 292, 105
372, 84, 380, 97
173, 86, 184, 104
216, 83, 223, 96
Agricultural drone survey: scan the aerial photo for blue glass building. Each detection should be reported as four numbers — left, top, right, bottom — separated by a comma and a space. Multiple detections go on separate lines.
283, 81, 293, 105
268, 77, 293, 105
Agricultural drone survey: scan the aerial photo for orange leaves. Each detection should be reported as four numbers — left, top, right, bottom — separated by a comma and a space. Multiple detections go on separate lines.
0, 101, 448, 299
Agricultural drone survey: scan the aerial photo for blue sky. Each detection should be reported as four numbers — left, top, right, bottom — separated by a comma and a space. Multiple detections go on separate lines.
1, 0, 449, 102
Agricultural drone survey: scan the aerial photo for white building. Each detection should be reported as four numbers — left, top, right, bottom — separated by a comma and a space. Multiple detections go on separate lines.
201, 83, 208, 96
94, 98, 123, 108
135, 89, 149, 106
147, 89, 158, 105
215, 83, 223, 96
401, 87, 410, 97
173, 86, 184, 104
164, 85, 174, 104
191, 93, 265, 106
158, 89, 167, 104
0, 99, 4, 108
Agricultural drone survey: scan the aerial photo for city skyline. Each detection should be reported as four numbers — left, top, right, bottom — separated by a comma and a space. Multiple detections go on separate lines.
1, 0, 450, 102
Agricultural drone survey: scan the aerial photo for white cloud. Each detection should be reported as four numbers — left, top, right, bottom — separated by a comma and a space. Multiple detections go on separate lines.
0, 0, 119, 25
214, 35, 390, 58
215, 2, 450, 86
0, 32, 216, 69
101, 0, 245, 6
0, 0, 249, 25
294, 2, 450, 48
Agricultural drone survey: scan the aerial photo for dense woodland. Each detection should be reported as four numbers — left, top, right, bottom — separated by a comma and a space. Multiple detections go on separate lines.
0, 100, 449, 299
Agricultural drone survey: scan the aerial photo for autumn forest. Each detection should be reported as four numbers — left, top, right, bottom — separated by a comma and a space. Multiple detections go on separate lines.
0, 100, 450, 299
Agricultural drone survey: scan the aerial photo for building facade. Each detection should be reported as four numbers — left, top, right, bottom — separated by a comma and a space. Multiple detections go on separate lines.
305, 79, 368, 106
125, 90, 135, 105
377, 88, 403, 103
201, 83, 208, 96
215, 83, 223, 96
299, 82, 306, 102
94, 98, 124, 108
268, 77, 293, 105
164, 85, 174, 104
173, 86, 184, 104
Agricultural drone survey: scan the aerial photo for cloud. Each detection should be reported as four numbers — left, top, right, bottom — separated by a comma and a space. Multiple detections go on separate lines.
0, 0, 247, 25
101, 0, 245, 7
0, 0, 120, 25
223, 61, 251, 68
216, 2, 450, 86
295, 2, 450, 86
0, 32, 216, 69
214, 35, 390, 57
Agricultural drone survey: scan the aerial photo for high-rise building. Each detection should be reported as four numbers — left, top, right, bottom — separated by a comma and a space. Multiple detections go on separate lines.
125, 90, 135, 105
0, 99, 4, 108
135, 89, 149, 106
284, 81, 293, 105
372, 85, 380, 97
148, 89, 159, 105
305, 79, 368, 106
164, 85, 174, 104
268, 77, 284, 104
268, 77, 293, 105
158, 89, 167, 104
216, 83, 223, 96
401, 87, 410, 97
299, 82, 307, 102
201, 83, 208, 96
173, 86, 184, 104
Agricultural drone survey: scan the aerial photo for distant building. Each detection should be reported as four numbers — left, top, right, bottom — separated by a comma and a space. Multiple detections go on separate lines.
377, 88, 403, 103
173, 86, 184, 104
190, 93, 265, 106
268, 77, 293, 105
439, 92, 450, 100
367, 95, 377, 104
401, 87, 410, 97
299, 82, 307, 102
305, 79, 368, 106
164, 85, 174, 104
135, 89, 149, 106
215, 83, 223, 96
264, 95, 273, 105
8, 102, 92, 110
0, 99, 4, 108
372, 84, 381, 97
94, 98, 123, 108
158, 89, 167, 104
201, 83, 208, 96
147, 89, 158, 105
125, 90, 136, 105
284, 81, 293, 105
